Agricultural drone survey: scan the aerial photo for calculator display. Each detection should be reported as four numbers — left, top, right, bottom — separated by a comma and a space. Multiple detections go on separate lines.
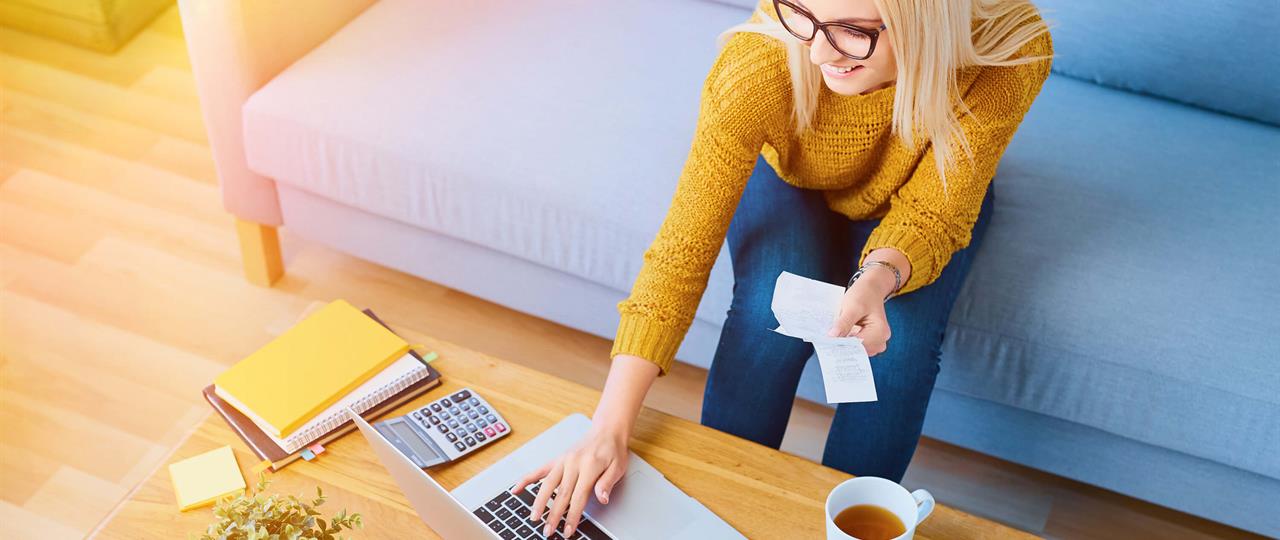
389, 420, 444, 463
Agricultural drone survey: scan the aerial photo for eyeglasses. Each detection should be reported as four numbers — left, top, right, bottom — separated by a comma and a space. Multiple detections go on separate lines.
772, 0, 887, 60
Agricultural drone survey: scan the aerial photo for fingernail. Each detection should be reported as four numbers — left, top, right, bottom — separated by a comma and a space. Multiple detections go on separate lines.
827, 326, 839, 337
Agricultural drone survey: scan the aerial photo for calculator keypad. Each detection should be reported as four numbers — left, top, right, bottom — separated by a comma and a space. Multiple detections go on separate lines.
407, 387, 509, 463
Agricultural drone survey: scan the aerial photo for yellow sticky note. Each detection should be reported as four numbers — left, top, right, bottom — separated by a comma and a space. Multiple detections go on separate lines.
168, 446, 246, 511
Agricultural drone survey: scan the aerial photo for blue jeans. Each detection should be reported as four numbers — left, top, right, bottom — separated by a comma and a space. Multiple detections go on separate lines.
700, 154, 995, 482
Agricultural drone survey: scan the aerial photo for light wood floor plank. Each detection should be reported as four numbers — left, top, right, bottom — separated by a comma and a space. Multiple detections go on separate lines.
0, 500, 83, 540
23, 466, 129, 535
2, 168, 240, 273
0, 125, 225, 224
0, 290, 225, 402
2, 88, 163, 162
0, 243, 68, 288
0, 388, 162, 485
3, 343, 196, 443
138, 133, 219, 185
0, 160, 19, 182
0, 197, 105, 263
0, 443, 64, 506
9, 235, 303, 362
0, 51, 206, 143
129, 64, 199, 108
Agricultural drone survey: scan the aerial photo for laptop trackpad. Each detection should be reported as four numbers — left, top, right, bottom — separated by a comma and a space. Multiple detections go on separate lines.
585, 469, 700, 539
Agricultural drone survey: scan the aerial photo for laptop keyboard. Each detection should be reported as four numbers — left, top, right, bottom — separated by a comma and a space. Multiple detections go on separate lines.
472, 482, 614, 540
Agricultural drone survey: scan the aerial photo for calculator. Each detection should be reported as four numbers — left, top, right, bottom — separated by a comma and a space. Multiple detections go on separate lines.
372, 388, 511, 468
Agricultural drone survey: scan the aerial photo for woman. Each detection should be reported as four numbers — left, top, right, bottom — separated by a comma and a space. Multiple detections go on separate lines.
519, 0, 1053, 536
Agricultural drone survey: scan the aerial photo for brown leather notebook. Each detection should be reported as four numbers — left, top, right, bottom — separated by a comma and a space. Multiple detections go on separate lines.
203, 308, 441, 471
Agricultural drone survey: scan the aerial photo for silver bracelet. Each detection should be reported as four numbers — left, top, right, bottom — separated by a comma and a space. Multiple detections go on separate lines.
846, 260, 902, 301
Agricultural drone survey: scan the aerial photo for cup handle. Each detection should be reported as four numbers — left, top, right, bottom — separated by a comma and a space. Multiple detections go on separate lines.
911, 489, 935, 524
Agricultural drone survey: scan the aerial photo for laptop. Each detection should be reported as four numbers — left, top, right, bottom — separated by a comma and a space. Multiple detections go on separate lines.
350, 410, 745, 539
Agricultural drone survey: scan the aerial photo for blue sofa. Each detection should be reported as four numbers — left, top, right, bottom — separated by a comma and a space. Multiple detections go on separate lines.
183, 0, 1278, 534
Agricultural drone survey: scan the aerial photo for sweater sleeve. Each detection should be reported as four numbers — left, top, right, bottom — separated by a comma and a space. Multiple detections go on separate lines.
858, 29, 1054, 296
611, 32, 789, 376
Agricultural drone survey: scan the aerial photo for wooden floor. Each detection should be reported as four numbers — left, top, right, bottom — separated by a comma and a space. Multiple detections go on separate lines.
0, 6, 1263, 539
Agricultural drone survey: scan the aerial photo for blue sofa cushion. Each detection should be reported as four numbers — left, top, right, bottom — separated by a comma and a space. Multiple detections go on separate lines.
939, 73, 1280, 479
1034, 0, 1280, 125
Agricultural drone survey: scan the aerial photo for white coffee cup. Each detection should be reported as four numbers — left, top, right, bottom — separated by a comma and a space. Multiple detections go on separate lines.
825, 476, 934, 540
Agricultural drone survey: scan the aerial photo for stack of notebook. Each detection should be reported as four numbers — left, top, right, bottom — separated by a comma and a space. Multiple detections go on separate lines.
203, 299, 441, 470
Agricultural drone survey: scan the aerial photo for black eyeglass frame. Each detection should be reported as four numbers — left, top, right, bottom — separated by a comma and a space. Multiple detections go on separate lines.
772, 0, 888, 61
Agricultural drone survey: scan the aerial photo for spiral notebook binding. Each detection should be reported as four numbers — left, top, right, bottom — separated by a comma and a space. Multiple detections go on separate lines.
280, 367, 427, 453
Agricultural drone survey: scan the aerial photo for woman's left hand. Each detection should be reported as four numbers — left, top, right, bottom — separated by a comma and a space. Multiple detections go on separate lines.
827, 276, 893, 356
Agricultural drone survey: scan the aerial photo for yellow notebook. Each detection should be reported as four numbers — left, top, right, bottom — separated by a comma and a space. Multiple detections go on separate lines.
169, 445, 245, 511
213, 299, 409, 438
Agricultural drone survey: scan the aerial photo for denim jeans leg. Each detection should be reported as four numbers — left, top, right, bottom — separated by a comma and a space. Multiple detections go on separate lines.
821, 186, 996, 482
701, 155, 852, 449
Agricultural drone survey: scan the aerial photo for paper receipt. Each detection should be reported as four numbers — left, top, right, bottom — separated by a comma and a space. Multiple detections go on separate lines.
771, 271, 878, 403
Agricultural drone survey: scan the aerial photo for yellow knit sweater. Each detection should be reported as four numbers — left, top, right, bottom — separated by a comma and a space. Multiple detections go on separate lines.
613, 3, 1054, 375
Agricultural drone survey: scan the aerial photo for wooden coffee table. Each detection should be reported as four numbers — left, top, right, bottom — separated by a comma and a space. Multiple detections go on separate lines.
96, 334, 1033, 539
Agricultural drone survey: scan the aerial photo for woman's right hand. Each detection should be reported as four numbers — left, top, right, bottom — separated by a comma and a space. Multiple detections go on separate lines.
510, 353, 660, 538
512, 421, 630, 538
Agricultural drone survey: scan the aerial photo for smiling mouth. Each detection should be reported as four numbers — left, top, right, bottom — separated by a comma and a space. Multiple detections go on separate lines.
822, 64, 865, 77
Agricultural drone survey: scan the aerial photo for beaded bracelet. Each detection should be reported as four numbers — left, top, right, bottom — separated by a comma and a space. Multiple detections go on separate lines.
846, 260, 902, 301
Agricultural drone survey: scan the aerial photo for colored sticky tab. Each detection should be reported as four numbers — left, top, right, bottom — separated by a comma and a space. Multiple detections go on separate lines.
410, 348, 438, 363
307, 443, 325, 456
168, 446, 246, 511
300, 449, 316, 461
251, 460, 273, 474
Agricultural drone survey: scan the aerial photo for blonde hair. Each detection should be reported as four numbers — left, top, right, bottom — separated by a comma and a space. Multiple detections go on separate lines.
716, 0, 1053, 194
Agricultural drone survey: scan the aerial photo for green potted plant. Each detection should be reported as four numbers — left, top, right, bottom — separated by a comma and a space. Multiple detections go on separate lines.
195, 474, 363, 540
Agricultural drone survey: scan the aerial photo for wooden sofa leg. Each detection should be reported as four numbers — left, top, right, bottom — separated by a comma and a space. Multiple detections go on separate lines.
235, 219, 284, 287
